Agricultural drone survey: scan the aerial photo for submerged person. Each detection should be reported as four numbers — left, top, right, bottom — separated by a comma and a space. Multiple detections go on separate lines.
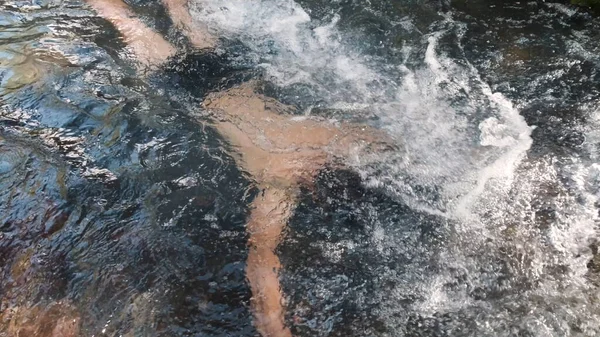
84, 0, 394, 335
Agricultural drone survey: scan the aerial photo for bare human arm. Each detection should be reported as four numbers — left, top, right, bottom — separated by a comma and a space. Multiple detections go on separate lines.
161, 0, 216, 50
83, 2, 295, 335
85, 0, 175, 67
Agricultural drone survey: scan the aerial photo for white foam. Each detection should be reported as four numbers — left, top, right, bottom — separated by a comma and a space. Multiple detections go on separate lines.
188, 2, 600, 334
190, 0, 385, 103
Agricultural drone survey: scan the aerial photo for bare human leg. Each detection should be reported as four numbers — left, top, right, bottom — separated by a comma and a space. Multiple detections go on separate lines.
80, 2, 396, 336
83, 2, 297, 335
246, 187, 295, 337
202, 82, 396, 336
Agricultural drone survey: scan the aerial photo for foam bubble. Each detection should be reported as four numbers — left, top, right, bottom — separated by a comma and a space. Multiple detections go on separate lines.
188, 2, 600, 335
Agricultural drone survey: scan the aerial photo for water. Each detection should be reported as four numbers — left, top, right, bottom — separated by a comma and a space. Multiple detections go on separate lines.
2, 0, 600, 336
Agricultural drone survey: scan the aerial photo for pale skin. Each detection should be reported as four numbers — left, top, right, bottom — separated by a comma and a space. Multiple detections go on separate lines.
161, 0, 216, 50
85, 0, 176, 67
204, 83, 389, 336
81, 1, 392, 336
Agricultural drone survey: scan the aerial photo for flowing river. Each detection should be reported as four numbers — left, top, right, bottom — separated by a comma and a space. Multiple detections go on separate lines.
2, 0, 600, 336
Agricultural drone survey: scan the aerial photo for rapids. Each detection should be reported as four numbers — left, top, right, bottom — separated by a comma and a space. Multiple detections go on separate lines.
1, 0, 600, 336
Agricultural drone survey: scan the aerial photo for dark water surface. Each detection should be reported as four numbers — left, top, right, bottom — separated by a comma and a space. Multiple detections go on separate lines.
1, 2, 256, 335
2, 0, 600, 336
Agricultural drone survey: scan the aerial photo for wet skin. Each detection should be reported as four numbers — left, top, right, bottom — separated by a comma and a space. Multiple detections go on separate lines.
30, 0, 393, 336
203, 83, 390, 336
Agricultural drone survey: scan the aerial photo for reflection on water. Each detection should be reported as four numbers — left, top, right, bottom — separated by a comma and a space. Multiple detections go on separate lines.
2, 0, 600, 336
1, 1, 256, 336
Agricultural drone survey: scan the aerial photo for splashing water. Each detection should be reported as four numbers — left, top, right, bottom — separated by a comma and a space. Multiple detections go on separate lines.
2, 0, 600, 336
190, 1, 532, 214
189, 0, 600, 335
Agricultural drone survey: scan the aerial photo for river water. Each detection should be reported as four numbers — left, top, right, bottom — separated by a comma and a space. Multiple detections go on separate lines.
1, 0, 600, 336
